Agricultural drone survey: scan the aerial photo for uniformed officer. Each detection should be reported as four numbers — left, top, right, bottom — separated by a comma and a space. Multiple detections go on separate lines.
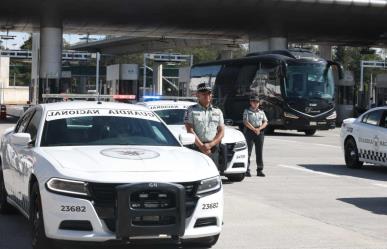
243, 95, 268, 177
184, 83, 225, 166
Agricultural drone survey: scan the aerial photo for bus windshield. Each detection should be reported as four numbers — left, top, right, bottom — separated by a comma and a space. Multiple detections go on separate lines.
285, 62, 334, 100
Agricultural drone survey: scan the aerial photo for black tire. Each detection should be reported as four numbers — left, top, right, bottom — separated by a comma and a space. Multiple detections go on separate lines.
227, 173, 245, 182
184, 234, 220, 248
304, 129, 316, 136
344, 138, 363, 169
30, 183, 54, 249
0, 170, 14, 214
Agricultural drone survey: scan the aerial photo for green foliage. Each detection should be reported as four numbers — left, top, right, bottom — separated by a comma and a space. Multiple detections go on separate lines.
333, 46, 383, 85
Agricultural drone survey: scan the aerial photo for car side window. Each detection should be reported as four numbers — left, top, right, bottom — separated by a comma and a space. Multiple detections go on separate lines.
15, 110, 35, 133
362, 110, 383, 126
380, 111, 387, 129
24, 109, 42, 142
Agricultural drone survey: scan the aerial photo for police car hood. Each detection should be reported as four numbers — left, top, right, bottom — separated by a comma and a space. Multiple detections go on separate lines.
39, 146, 218, 182
168, 125, 246, 144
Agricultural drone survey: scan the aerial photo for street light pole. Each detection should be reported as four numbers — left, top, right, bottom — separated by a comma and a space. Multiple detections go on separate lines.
96, 52, 100, 94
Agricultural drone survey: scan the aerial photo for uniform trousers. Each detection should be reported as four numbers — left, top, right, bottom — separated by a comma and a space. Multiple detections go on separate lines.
244, 128, 265, 173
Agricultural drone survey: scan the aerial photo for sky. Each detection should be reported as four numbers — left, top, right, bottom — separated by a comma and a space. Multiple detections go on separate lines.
0, 31, 104, 49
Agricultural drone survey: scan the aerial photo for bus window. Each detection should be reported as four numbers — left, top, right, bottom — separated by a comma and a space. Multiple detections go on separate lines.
251, 62, 281, 98
235, 64, 258, 96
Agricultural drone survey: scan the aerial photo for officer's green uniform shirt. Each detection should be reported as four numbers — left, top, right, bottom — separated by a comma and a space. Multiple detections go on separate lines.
243, 108, 268, 128
185, 104, 224, 143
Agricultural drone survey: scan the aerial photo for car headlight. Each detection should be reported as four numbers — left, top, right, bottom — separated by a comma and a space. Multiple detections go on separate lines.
234, 141, 247, 151
284, 112, 299, 119
326, 111, 337, 120
196, 176, 222, 196
46, 178, 89, 197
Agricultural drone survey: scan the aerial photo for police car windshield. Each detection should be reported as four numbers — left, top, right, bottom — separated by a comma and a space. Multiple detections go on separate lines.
40, 116, 180, 147
154, 109, 186, 125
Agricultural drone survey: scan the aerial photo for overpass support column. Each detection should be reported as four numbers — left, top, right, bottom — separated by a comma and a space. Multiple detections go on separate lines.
269, 37, 288, 50
319, 45, 332, 60
31, 33, 40, 104
219, 50, 233, 60
249, 37, 288, 53
249, 39, 269, 53
39, 9, 63, 102
153, 63, 163, 95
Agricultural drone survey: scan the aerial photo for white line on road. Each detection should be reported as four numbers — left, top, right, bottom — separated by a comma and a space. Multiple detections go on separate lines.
268, 138, 341, 149
278, 164, 340, 178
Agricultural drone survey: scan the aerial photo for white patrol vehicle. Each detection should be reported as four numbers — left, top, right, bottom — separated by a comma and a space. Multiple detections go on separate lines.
0, 101, 223, 249
340, 106, 387, 169
139, 100, 248, 182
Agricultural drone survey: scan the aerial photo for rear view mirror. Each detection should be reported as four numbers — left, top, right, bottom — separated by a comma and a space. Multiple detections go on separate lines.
179, 133, 195, 145
328, 61, 344, 80
10, 133, 31, 146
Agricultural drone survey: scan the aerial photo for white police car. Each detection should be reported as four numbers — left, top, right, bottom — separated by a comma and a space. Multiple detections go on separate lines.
0, 101, 223, 248
139, 100, 248, 182
340, 106, 387, 169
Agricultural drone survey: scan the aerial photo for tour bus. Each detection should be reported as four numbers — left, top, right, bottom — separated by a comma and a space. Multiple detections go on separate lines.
189, 49, 343, 135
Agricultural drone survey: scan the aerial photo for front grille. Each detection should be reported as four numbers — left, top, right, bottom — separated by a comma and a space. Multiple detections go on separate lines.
88, 182, 199, 232
225, 143, 236, 163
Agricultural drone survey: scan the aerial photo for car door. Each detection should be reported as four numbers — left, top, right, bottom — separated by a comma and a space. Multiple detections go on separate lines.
18, 108, 42, 209
378, 110, 387, 166
7, 108, 35, 205
357, 110, 384, 164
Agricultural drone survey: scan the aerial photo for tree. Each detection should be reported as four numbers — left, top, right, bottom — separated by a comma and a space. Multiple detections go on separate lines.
20, 35, 32, 50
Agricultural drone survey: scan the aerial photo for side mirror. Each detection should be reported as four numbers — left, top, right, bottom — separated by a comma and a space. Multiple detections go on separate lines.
328, 61, 344, 80
179, 133, 195, 145
10, 133, 31, 146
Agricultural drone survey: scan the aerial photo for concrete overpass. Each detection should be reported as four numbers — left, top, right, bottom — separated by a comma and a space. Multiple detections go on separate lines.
1, 0, 387, 101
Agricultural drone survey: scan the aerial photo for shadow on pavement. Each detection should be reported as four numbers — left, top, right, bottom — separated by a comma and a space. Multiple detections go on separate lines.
298, 164, 387, 182
337, 197, 387, 215
0, 117, 18, 124
266, 132, 324, 138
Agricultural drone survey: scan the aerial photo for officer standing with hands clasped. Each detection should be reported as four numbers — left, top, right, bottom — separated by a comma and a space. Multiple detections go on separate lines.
243, 95, 268, 177
184, 83, 225, 166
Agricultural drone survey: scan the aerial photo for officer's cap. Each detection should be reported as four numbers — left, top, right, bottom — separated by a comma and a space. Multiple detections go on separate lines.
250, 94, 260, 101
197, 83, 212, 93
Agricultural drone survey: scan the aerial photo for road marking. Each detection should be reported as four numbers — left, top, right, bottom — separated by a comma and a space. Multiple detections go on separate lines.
267, 138, 341, 149
278, 164, 340, 178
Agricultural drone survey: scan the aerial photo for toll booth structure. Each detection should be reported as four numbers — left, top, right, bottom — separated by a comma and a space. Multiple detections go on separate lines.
336, 70, 355, 124
374, 74, 387, 107
106, 64, 139, 100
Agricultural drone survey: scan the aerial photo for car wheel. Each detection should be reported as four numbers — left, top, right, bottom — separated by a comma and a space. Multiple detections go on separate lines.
227, 173, 245, 182
0, 170, 14, 214
304, 129, 316, 136
344, 138, 363, 169
30, 183, 54, 249
184, 234, 220, 248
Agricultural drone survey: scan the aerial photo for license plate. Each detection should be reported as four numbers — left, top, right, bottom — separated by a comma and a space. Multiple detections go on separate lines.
318, 121, 326, 125
310, 122, 317, 126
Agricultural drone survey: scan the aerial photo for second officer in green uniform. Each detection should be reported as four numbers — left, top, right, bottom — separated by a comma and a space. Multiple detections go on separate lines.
184, 83, 225, 166
243, 95, 268, 177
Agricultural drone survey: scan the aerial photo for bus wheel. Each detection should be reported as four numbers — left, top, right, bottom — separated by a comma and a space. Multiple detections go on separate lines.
304, 130, 316, 136
344, 138, 363, 169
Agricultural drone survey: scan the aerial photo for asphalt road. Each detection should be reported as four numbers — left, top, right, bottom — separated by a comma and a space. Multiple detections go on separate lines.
1, 120, 387, 249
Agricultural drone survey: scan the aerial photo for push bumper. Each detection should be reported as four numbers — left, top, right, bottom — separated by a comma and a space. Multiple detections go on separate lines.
40, 182, 223, 242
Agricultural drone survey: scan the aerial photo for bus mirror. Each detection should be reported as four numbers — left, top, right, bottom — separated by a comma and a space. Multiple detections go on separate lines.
328, 61, 344, 80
